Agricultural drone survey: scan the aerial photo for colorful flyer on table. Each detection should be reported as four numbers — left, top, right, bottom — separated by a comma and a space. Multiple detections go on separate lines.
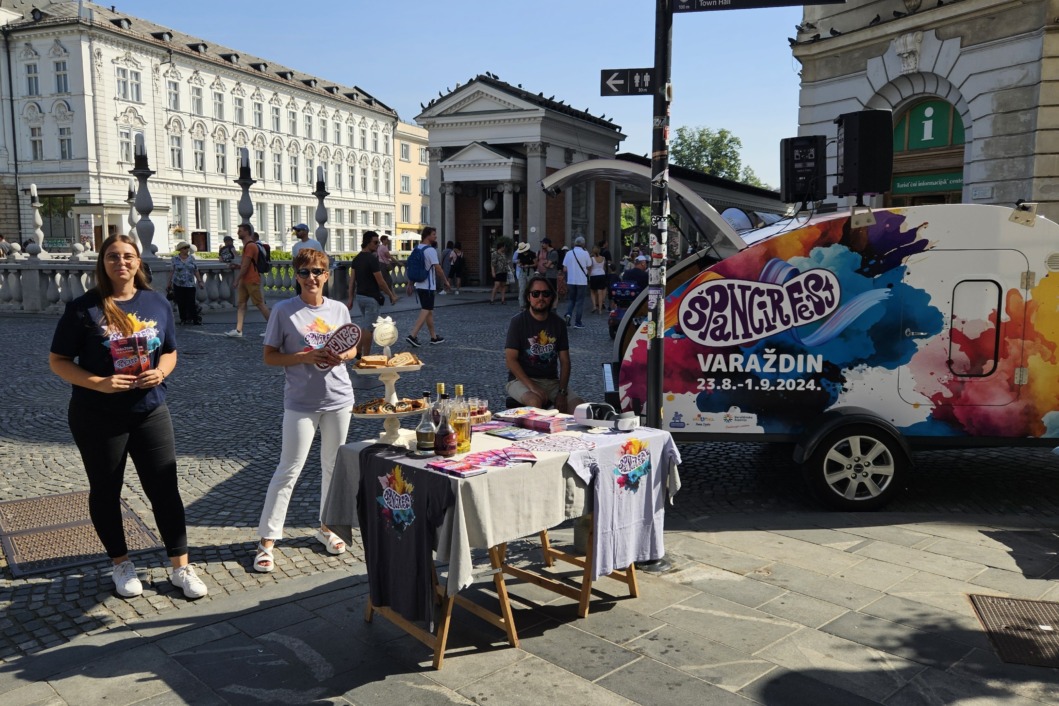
472, 420, 515, 432
486, 427, 544, 441
427, 459, 487, 477
463, 447, 537, 468
109, 335, 151, 375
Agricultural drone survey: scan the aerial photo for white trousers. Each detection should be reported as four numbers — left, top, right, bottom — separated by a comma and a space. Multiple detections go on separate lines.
257, 407, 352, 540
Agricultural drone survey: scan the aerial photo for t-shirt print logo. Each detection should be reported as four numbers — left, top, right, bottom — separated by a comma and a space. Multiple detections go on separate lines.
301, 316, 337, 350
527, 329, 557, 362
614, 438, 651, 493
377, 466, 415, 534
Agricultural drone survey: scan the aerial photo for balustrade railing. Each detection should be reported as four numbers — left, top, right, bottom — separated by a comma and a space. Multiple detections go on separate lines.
0, 255, 411, 314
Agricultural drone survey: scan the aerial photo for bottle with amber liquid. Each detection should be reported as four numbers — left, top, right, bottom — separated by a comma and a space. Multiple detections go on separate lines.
453, 384, 471, 453
435, 394, 458, 457
414, 391, 436, 456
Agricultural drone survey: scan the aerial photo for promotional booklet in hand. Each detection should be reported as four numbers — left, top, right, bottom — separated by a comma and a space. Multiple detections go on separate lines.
109, 336, 152, 375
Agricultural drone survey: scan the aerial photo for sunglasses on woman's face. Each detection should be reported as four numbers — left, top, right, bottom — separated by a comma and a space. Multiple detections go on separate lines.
296, 267, 327, 278
528, 290, 553, 299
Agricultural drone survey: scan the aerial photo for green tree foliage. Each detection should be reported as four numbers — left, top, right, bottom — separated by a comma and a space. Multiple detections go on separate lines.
670, 126, 768, 189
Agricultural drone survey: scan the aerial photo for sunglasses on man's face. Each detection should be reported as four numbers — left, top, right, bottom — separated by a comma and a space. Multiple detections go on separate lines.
296, 267, 327, 278
528, 290, 553, 299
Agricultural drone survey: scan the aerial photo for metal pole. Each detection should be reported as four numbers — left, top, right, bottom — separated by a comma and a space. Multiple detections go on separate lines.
646, 0, 672, 429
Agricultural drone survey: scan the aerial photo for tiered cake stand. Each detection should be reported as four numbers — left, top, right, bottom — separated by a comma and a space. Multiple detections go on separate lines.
351, 344, 423, 445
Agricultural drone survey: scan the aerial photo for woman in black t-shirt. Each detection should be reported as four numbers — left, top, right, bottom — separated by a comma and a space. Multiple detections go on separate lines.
49, 234, 208, 601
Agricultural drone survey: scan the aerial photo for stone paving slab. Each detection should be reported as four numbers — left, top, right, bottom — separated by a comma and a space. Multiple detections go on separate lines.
5, 301, 1059, 703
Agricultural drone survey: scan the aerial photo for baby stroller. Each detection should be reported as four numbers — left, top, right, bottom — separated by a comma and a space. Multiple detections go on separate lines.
608, 279, 644, 340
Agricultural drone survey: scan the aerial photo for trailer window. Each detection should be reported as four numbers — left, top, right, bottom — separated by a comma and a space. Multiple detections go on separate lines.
948, 280, 1001, 376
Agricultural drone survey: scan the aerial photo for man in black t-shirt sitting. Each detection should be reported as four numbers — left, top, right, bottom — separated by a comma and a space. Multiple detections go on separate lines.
505, 273, 584, 412
347, 230, 398, 357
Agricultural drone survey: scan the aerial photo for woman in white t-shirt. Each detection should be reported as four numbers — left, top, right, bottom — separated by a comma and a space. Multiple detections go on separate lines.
253, 248, 357, 572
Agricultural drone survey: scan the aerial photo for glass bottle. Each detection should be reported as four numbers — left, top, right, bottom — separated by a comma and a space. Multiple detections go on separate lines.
435, 394, 458, 457
414, 391, 436, 456
432, 382, 446, 426
453, 384, 471, 453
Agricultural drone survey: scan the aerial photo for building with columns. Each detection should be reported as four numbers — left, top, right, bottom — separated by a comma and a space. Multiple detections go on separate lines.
416, 74, 625, 283
0, 1, 397, 254
792, 0, 1059, 221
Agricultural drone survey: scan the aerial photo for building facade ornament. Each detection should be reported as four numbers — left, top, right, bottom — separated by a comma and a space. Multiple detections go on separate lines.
428, 147, 444, 160
210, 75, 226, 91
93, 48, 103, 79
187, 70, 205, 86
165, 116, 184, 134
212, 124, 228, 141
48, 39, 68, 58
231, 81, 246, 97
440, 182, 459, 195
112, 51, 143, 70
191, 121, 208, 139
23, 102, 44, 126
115, 105, 147, 127
523, 142, 548, 156
269, 92, 282, 106
233, 128, 248, 147
19, 42, 39, 61
895, 32, 924, 75
250, 87, 264, 101
163, 65, 182, 81
287, 140, 300, 156
53, 100, 74, 123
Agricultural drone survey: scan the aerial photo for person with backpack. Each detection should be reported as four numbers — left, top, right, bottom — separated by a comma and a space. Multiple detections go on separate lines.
405, 226, 450, 347
226, 223, 271, 338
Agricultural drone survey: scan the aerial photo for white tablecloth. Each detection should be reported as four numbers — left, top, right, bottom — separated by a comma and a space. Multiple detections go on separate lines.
323, 426, 678, 595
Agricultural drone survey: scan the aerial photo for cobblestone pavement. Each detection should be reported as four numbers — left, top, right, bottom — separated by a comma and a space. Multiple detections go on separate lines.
2, 289, 1059, 662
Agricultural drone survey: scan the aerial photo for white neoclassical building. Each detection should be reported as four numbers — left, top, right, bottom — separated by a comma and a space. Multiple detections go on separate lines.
0, 0, 398, 254
793, 0, 1059, 220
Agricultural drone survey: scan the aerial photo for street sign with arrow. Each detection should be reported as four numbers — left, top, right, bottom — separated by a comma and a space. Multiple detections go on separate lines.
600, 68, 655, 97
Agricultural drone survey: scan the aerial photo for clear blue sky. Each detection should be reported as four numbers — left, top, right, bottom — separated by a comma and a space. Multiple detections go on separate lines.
119, 0, 804, 187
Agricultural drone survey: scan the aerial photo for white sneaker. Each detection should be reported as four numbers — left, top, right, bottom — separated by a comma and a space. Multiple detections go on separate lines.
112, 560, 143, 597
225, 329, 242, 338
438, 290, 446, 296
170, 564, 208, 599
259, 332, 266, 337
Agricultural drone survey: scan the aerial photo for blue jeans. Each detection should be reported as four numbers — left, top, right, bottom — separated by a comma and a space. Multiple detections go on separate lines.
565, 284, 587, 325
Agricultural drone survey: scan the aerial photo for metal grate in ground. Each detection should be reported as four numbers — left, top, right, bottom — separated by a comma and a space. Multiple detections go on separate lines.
0, 491, 162, 577
969, 594, 1059, 669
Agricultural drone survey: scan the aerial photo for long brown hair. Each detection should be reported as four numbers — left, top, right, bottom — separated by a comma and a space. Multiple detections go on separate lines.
94, 234, 151, 336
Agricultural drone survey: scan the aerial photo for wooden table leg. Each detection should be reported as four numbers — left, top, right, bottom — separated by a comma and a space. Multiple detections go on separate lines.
489, 546, 521, 648
539, 530, 555, 567
432, 594, 456, 670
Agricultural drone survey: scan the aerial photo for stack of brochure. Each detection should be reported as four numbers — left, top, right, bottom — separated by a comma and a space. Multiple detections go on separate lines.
426, 447, 536, 477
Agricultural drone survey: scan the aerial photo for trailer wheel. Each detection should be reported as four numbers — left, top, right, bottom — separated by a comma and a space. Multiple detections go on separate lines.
803, 424, 906, 511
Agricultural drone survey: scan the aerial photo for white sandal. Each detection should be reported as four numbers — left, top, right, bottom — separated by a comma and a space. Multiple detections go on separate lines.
315, 530, 346, 555
253, 542, 275, 573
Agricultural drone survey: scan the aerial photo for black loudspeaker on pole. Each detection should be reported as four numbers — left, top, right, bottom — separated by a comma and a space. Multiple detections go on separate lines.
833, 109, 894, 201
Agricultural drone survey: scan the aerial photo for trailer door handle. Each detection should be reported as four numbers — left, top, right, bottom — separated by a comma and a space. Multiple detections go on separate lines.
904, 328, 928, 337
